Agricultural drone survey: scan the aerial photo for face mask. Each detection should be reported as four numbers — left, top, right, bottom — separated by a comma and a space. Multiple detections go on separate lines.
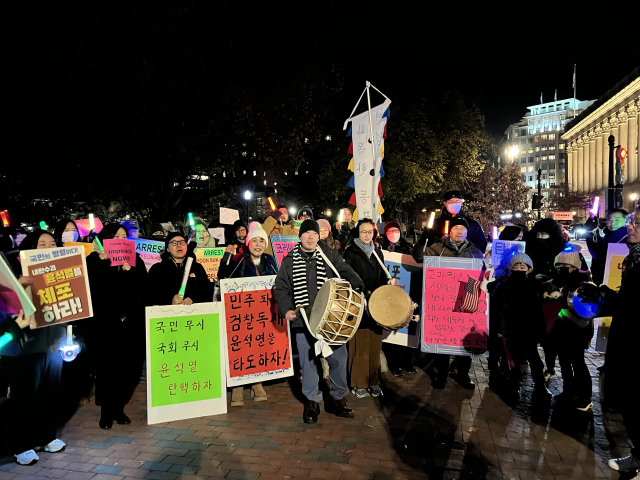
557, 266, 572, 279
511, 270, 527, 280
151, 234, 165, 241
61, 231, 79, 243
387, 232, 400, 243
446, 203, 461, 215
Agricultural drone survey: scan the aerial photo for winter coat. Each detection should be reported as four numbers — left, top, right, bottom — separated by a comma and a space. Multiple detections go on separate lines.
603, 249, 640, 408
275, 241, 364, 333
421, 210, 487, 253
333, 222, 354, 251
423, 239, 483, 259
262, 215, 298, 256
148, 254, 213, 306
586, 226, 628, 285
493, 275, 546, 342
378, 235, 413, 255
218, 250, 279, 279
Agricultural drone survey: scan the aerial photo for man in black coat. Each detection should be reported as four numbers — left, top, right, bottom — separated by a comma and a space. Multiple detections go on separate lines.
275, 220, 363, 424
413, 190, 487, 264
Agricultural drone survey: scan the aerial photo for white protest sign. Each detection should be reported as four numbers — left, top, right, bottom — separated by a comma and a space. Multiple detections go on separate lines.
220, 208, 240, 225
209, 228, 226, 245
490, 240, 526, 268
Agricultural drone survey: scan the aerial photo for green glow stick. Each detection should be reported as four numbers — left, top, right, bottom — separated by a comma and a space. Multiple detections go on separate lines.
188, 213, 194, 227
0, 333, 13, 350
179, 285, 186, 296
95, 238, 104, 251
39, 221, 47, 230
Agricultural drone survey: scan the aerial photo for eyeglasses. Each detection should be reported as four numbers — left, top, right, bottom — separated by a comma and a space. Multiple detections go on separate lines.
168, 240, 186, 247
445, 199, 464, 204
628, 220, 640, 228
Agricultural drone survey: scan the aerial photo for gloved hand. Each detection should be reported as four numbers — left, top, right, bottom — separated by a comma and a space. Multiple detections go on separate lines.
271, 210, 283, 221
598, 284, 616, 298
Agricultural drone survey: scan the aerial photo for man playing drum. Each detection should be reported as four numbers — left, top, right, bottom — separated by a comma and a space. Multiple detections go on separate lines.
275, 220, 364, 424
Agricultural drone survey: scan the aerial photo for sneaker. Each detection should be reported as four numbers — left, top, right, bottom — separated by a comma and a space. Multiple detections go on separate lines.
608, 454, 640, 472
368, 385, 383, 397
576, 401, 593, 412
351, 387, 369, 398
43, 439, 66, 453
392, 368, 404, 377
15, 449, 39, 465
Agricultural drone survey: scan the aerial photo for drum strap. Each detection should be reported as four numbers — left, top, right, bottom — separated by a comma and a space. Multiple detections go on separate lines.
315, 246, 341, 279
299, 308, 334, 358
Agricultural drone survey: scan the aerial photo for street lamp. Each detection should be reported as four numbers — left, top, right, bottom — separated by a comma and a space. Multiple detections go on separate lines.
326, 210, 332, 217
289, 206, 296, 216
244, 191, 252, 223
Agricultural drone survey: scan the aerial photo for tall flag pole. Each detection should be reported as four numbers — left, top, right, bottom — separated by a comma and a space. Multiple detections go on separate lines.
573, 64, 577, 104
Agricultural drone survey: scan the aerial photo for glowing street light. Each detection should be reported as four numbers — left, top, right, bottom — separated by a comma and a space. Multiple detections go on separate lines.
289, 207, 296, 215
631, 193, 638, 201
244, 190, 252, 201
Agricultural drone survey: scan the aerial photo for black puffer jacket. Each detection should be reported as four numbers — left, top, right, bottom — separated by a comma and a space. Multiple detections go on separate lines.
413, 210, 487, 257
148, 254, 214, 306
342, 243, 388, 300
493, 274, 545, 342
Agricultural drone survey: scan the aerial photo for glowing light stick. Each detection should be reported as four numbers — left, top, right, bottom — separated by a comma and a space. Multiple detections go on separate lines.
427, 212, 435, 229
178, 257, 194, 297
444, 220, 449, 236
590, 196, 599, 216
339, 209, 344, 223
268, 197, 276, 211
89, 213, 95, 230
492, 226, 498, 241
39, 221, 47, 230
0, 210, 9, 227
0, 333, 13, 350
188, 213, 194, 227
95, 238, 104, 252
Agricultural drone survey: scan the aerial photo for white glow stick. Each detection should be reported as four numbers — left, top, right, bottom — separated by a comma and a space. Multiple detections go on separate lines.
179, 257, 194, 297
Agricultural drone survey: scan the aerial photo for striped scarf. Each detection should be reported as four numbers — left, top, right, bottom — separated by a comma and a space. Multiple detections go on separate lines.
292, 244, 327, 308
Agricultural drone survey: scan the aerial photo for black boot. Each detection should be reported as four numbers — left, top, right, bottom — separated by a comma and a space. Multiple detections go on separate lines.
326, 397, 354, 418
303, 400, 320, 424
113, 410, 131, 425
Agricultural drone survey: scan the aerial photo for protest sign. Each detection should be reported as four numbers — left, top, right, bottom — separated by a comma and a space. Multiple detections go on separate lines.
135, 239, 164, 271
421, 256, 488, 357
380, 251, 421, 348
220, 276, 293, 387
270, 234, 298, 267
103, 239, 136, 267
595, 243, 629, 352
209, 227, 226, 245
65, 241, 94, 257
74, 218, 104, 237
490, 240, 526, 268
0, 254, 36, 317
20, 246, 93, 328
145, 302, 226, 424
220, 208, 240, 225
195, 247, 225, 281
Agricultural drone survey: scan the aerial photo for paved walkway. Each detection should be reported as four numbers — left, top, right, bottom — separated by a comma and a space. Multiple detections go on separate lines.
0, 344, 631, 480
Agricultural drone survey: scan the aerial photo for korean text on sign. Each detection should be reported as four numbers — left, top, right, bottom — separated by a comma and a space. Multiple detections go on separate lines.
149, 313, 222, 407
223, 289, 291, 379
422, 268, 488, 350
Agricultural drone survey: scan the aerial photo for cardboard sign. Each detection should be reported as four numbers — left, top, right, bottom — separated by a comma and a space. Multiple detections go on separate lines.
64, 241, 94, 257
103, 239, 136, 267
380, 251, 421, 348
490, 240, 526, 268
220, 276, 294, 387
195, 248, 225, 282
135, 239, 165, 271
74, 218, 104, 237
552, 212, 574, 221
421, 256, 488, 357
603, 243, 629, 292
220, 208, 240, 225
270, 234, 298, 267
145, 302, 226, 424
209, 228, 226, 246
20, 246, 93, 328
0, 254, 36, 318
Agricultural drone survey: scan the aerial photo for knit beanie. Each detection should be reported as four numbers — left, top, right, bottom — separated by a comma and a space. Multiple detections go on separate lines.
509, 253, 533, 270
383, 218, 402, 235
298, 219, 320, 238
165, 232, 186, 251
246, 223, 268, 244
317, 219, 331, 232
449, 217, 469, 231
554, 250, 581, 269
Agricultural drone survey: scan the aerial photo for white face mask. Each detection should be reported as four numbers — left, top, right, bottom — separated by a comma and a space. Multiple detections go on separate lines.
387, 232, 401, 243
446, 203, 462, 215
61, 231, 79, 243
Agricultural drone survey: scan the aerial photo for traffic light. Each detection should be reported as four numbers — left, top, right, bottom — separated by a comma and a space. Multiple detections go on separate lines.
532, 194, 544, 210
617, 147, 627, 171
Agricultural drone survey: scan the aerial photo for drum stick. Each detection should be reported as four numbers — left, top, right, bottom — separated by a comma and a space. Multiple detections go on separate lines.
371, 250, 392, 280
179, 257, 194, 297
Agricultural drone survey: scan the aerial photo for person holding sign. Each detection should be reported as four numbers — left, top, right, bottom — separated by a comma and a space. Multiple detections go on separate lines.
1, 230, 67, 465
604, 209, 640, 474
586, 208, 628, 285
378, 218, 413, 255
148, 232, 213, 306
53, 218, 80, 246
86, 223, 148, 429
423, 218, 483, 390
275, 220, 364, 424
261, 204, 297, 256
343, 219, 389, 398
228, 220, 249, 257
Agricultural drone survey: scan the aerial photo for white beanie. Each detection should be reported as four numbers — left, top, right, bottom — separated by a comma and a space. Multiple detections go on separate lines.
554, 250, 581, 269
246, 223, 268, 245
509, 253, 533, 270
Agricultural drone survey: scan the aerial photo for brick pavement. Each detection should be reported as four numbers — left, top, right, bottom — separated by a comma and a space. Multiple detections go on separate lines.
0, 345, 632, 480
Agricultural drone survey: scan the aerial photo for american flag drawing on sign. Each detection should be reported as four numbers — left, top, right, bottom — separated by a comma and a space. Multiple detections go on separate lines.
460, 275, 481, 313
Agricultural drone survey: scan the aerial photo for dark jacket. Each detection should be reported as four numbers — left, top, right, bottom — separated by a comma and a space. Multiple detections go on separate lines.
423, 238, 483, 259
414, 210, 487, 256
275, 241, 364, 333
493, 274, 545, 342
218, 250, 279, 279
333, 222, 354, 251
586, 226, 628, 285
378, 235, 413, 255
342, 243, 388, 300
148, 254, 213, 306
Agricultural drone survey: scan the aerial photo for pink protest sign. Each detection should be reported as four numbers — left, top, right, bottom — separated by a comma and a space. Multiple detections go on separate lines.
103, 239, 136, 267
422, 267, 488, 350
75, 218, 104, 237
